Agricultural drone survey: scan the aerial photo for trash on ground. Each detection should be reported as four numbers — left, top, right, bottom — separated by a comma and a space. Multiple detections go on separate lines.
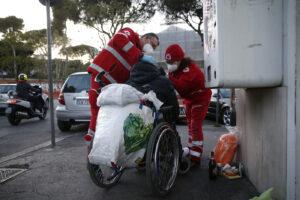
214, 133, 238, 166
250, 188, 274, 200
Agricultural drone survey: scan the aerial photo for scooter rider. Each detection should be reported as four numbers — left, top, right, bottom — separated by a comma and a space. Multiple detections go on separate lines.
126, 61, 179, 123
16, 73, 44, 113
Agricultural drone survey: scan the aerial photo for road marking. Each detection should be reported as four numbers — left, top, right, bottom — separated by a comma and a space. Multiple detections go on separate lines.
0, 134, 79, 165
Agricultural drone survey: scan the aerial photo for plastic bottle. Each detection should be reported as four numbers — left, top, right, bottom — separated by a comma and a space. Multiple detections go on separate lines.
209, 151, 217, 180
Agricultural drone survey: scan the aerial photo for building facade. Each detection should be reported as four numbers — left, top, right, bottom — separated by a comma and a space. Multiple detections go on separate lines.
152, 26, 203, 68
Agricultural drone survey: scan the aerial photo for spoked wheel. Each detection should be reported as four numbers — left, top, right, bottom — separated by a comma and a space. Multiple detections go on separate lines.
87, 138, 124, 188
146, 122, 180, 196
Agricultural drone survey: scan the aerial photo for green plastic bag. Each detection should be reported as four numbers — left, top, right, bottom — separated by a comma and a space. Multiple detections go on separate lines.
250, 188, 274, 200
123, 113, 153, 155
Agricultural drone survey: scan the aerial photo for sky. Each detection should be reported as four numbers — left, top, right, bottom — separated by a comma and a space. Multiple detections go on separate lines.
0, 0, 192, 51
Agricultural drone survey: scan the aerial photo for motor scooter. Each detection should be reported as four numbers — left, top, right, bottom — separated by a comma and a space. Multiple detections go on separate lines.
5, 86, 48, 126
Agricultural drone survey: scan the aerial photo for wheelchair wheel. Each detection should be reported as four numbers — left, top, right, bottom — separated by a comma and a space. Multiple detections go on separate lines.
178, 156, 191, 175
146, 122, 180, 196
87, 138, 123, 188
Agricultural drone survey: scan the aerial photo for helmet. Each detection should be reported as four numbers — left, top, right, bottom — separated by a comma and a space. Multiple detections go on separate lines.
18, 73, 28, 81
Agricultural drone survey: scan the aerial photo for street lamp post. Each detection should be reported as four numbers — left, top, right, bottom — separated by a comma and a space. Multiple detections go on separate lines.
39, 0, 61, 147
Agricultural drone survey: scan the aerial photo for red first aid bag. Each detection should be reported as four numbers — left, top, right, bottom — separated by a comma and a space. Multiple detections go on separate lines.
214, 133, 238, 166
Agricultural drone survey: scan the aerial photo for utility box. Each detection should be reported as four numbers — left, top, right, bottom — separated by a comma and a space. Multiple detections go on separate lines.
203, 0, 283, 88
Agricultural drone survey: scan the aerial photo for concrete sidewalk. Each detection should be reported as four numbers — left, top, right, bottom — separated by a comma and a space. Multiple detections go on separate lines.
0, 121, 259, 200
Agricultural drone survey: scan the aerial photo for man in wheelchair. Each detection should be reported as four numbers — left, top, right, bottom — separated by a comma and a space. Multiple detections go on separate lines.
126, 61, 183, 164
88, 64, 190, 193
126, 61, 179, 123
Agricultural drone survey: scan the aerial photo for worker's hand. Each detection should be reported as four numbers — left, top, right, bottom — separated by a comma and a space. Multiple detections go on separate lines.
141, 54, 157, 64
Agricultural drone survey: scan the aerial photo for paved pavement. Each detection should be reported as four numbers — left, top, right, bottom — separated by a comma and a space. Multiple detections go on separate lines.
0, 120, 259, 200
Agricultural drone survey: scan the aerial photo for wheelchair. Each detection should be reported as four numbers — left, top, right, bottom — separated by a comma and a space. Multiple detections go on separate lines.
87, 104, 191, 196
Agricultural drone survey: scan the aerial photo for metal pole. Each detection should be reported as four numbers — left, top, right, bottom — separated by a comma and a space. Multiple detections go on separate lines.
230, 88, 236, 126
46, 0, 55, 147
216, 89, 220, 124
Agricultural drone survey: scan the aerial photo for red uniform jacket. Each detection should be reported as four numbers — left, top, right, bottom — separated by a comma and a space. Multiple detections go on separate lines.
169, 62, 212, 104
87, 27, 143, 89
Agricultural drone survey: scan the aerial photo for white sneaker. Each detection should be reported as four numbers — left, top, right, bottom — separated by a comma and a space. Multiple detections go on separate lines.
182, 147, 190, 157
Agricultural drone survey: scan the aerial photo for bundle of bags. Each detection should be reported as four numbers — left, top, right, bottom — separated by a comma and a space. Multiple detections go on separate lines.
214, 133, 238, 166
88, 84, 163, 168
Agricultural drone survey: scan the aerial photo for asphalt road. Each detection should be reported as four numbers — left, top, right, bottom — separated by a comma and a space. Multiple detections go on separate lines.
0, 101, 88, 158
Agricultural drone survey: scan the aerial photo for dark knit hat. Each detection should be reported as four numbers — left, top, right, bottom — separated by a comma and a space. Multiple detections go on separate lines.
164, 44, 185, 61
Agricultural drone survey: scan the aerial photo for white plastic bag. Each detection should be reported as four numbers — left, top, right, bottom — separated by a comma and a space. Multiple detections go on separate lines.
142, 90, 163, 110
89, 83, 163, 167
97, 83, 144, 107
88, 103, 155, 167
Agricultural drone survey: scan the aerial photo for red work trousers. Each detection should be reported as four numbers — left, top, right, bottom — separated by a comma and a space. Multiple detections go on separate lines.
88, 73, 101, 135
185, 100, 210, 162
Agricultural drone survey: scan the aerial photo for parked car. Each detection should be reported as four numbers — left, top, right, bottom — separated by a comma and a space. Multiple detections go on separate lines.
0, 83, 49, 116
177, 94, 186, 121
206, 88, 236, 126
0, 84, 17, 115
56, 72, 91, 131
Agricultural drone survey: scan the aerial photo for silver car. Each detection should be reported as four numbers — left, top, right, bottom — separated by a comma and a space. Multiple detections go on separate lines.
206, 88, 236, 126
0, 84, 17, 115
56, 72, 91, 131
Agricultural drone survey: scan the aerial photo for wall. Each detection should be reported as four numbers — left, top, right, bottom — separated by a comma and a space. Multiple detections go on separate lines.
236, 0, 299, 199
237, 88, 287, 199
296, 0, 300, 199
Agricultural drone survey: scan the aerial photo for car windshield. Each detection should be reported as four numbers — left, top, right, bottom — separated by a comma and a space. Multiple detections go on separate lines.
220, 89, 230, 98
63, 74, 90, 93
0, 85, 16, 94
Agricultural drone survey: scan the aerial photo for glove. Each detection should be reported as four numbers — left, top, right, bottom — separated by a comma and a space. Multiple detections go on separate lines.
140, 54, 157, 64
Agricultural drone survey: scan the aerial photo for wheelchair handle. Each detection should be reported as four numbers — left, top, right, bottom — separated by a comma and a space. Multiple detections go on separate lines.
95, 71, 106, 87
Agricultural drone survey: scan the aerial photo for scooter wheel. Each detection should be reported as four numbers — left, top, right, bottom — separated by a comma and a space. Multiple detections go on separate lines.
7, 110, 21, 126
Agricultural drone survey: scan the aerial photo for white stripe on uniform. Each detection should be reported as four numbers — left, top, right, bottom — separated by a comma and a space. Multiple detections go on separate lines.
91, 63, 117, 84
88, 129, 95, 135
192, 140, 203, 146
90, 63, 104, 73
116, 32, 128, 38
190, 150, 201, 157
192, 104, 203, 109
122, 41, 134, 52
104, 73, 116, 83
105, 46, 131, 70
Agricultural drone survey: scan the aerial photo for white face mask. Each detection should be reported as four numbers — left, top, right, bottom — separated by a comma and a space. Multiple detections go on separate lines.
167, 64, 178, 72
143, 43, 154, 54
